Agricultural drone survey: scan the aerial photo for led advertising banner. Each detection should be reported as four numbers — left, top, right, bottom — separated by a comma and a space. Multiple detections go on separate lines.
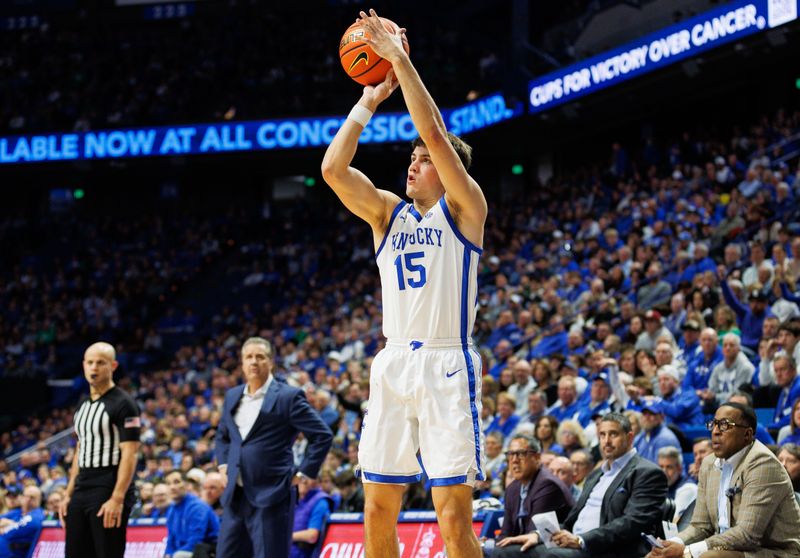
0, 93, 522, 166
321, 515, 483, 558
32, 524, 167, 557
527, 0, 799, 114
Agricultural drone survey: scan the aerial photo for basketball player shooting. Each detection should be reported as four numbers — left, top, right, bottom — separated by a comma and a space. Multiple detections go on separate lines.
321, 8, 488, 558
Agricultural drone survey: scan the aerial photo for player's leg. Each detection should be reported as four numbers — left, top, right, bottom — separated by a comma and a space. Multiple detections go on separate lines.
431, 484, 481, 558
419, 346, 484, 558
363, 483, 405, 558
359, 347, 422, 558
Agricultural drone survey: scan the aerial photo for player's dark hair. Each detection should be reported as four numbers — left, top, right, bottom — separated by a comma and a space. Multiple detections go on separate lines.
411, 132, 473, 170
600, 412, 632, 434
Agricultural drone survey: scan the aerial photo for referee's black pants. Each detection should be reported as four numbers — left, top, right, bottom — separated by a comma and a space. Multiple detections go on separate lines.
65, 486, 132, 558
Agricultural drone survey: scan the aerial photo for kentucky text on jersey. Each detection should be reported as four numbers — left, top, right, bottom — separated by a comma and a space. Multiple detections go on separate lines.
390, 227, 443, 252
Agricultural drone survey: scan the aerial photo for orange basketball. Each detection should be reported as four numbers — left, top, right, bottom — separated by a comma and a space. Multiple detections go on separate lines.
339, 17, 409, 86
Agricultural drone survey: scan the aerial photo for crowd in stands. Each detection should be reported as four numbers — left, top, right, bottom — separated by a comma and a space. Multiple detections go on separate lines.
2, 102, 800, 552
0, 1, 507, 136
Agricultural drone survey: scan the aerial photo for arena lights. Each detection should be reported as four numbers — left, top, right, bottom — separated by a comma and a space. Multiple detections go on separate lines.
0, 93, 523, 166
527, 0, 799, 114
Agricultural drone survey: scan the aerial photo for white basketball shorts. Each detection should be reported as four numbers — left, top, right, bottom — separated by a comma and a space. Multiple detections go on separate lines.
358, 338, 485, 487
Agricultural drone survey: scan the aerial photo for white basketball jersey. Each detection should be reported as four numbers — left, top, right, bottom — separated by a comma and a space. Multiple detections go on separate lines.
375, 197, 482, 341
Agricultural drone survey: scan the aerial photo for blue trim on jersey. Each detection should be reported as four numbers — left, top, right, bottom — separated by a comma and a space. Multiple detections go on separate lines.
362, 471, 422, 484
460, 247, 485, 481
408, 204, 423, 222
375, 200, 407, 259
429, 475, 468, 487
438, 197, 483, 254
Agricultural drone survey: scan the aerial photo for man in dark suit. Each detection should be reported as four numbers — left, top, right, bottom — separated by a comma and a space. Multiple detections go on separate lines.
494, 435, 574, 557
215, 337, 333, 558
496, 413, 667, 557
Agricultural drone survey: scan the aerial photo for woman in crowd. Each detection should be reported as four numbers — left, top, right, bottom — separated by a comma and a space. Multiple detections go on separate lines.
485, 393, 521, 438
779, 398, 800, 446
556, 419, 588, 456
534, 415, 563, 455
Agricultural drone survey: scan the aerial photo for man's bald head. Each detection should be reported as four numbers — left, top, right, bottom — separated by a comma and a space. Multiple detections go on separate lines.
84, 341, 116, 361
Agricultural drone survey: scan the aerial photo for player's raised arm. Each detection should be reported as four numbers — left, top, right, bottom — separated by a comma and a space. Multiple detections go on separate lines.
321, 70, 402, 238
358, 9, 488, 240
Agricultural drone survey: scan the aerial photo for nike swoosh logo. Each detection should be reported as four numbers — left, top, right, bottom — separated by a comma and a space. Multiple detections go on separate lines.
446, 369, 463, 378
348, 51, 369, 72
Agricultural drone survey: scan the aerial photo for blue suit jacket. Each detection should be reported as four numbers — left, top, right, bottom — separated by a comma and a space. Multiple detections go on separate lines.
215, 378, 333, 509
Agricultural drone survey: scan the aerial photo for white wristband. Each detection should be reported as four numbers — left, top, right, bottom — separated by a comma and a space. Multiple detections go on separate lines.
348, 105, 373, 127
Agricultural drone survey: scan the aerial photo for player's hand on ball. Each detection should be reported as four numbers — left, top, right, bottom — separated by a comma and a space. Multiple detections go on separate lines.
359, 9, 406, 63
362, 68, 399, 107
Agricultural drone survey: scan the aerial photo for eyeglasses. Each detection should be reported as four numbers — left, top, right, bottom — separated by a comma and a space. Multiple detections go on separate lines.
506, 450, 536, 460
706, 419, 749, 433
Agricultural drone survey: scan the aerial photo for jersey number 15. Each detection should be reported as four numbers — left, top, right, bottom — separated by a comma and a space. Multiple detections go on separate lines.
394, 251, 427, 290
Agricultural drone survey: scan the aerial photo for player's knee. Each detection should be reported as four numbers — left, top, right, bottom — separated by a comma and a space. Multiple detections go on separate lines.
436, 507, 472, 538
363, 497, 397, 524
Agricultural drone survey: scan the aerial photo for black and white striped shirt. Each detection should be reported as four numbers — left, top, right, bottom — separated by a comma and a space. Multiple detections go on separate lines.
73, 386, 140, 470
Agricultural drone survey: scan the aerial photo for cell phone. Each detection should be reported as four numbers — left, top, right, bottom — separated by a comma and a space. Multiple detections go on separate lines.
641, 533, 663, 548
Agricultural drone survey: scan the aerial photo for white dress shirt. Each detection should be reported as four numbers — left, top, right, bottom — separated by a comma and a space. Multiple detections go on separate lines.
233, 376, 273, 485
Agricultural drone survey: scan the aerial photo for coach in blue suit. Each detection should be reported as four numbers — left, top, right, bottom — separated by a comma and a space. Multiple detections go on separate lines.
215, 337, 333, 558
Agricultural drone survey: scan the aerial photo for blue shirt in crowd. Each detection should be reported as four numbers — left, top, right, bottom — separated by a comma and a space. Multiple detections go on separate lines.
165, 493, 220, 555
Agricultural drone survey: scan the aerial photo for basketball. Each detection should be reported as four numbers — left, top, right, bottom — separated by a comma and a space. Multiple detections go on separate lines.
339, 17, 409, 86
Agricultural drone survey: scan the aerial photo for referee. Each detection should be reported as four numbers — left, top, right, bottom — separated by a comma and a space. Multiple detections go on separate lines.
59, 342, 141, 558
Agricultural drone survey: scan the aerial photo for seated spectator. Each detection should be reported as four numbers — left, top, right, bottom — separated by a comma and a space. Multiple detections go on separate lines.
149, 482, 171, 519
575, 373, 611, 428
130, 481, 154, 519
637, 262, 672, 310
0, 486, 44, 558
488, 310, 523, 351
698, 333, 755, 413
760, 322, 800, 386
664, 293, 688, 338
529, 316, 569, 360
164, 471, 219, 558
548, 456, 581, 501
291, 474, 334, 558
508, 360, 537, 416
720, 274, 774, 352
333, 469, 364, 513
635, 310, 675, 352
484, 432, 506, 497
556, 420, 588, 457
657, 365, 703, 429
546, 377, 581, 423
687, 438, 712, 482
494, 434, 574, 554
682, 327, 722, 393
770, 355, 800, 430
534, 415, 563, 455
778, 444, 800, 503
200, 471, 225, 519
568, 449, 595, 493
650, 403, 800, 558
676, 319, 701, 361
656, 446, 697, 523
634, 400, 681, 464
520, 391, 548, 426
485, 393, 521, 439
497, 413, 667, 558
654, 341, 683, 379
43, 489, 63, 521
778, 398, 800, 446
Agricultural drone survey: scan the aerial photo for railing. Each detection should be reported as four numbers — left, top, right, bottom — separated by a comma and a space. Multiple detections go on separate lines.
4, 427, 73, 470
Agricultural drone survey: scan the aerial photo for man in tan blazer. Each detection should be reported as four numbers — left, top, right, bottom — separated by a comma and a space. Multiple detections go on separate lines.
647, 402, 800, 558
